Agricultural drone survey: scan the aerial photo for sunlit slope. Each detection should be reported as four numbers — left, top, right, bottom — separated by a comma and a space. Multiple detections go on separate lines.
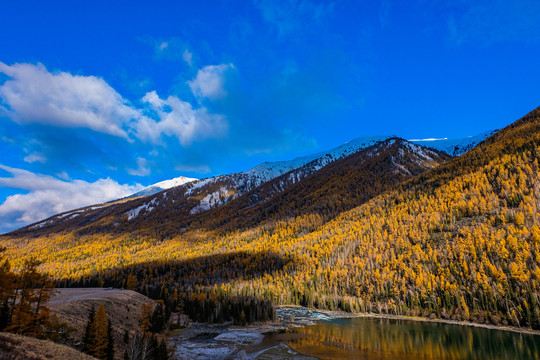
261, 106, 540, 327
5, 132, 480, 239
94, 106, 540, 328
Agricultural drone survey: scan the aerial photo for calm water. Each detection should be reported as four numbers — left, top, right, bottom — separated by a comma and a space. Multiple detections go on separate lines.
260, 317, 540, 360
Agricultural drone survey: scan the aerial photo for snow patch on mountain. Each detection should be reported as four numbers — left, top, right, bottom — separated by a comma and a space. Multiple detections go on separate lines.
245, 135, 391, 182
126, 198, 158, 220
185, 178, 213, 196
190, 187, 231, 214
28, 219, 53, 229
410, 130, 497, 156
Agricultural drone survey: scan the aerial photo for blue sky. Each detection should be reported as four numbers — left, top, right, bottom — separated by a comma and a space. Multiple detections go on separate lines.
0, 0, 539, 233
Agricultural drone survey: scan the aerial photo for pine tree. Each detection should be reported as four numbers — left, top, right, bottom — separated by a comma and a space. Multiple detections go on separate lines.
106, 320, 115, 360
84, 304, 109, 359
140, 302, 153, 334
150, 335, 159, 359
0, 300, 10, 331
83, 305, 96, 352
0, 247, 16, 331
151, 301, 165, 333
239, 310, 246, 326
90, 304, 109, 359
126, 274, 138, 290
6, 258, 54, 336
157, 339, 169, 360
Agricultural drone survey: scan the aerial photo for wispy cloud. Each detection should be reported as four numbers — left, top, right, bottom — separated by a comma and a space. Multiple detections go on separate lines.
446, 0, 540, 45
159, 41, 169, 50
149, 36, 194, 64
127, 157, 151, 176
183, 49, 193, 66
254, 0, 335, 37
188, 63, 235, 100
23, 153, 47, 164
174, 163, 211, 173
0, 164, 143, 233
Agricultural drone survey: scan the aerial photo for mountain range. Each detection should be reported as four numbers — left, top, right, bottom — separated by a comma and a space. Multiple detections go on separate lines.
6, 131, 492, 237
2, 107, 539, 331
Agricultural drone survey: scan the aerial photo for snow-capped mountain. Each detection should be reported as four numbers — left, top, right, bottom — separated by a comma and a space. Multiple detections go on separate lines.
244, 135, 391, 183
168, 136, 393, 215
129, 176, 197, 198
409, 130, 496, 156
204, 137, 451, 230
127, 132, 489, 202
7, 130, 495, 236
121, 136, 394, 216
126, 132, 488, 214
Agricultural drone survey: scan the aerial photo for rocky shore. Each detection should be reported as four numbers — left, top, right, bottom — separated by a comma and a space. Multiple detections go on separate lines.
171, 306, 328, 360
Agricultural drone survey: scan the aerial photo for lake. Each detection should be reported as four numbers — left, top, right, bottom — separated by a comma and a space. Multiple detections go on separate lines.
257, 316, 540, 360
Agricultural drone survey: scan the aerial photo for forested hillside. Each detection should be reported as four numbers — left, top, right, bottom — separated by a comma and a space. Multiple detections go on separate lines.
1, 107, 540, 329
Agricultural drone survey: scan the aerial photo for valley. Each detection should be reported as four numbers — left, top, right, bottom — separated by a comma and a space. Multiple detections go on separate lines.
2, 1, 540, 358
1, 107, 540, 359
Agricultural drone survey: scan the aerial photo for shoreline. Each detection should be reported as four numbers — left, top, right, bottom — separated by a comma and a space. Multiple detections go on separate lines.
294, 306, 540, 336
170, 306, 540, 359
170, 307, 329, 359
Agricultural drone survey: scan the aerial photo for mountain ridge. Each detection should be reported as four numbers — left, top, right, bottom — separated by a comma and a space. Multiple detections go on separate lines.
190, 137, 450, 233
4, 131, 492, 236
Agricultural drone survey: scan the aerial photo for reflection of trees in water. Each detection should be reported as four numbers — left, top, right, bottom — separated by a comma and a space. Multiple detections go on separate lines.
287, 318, 540, 360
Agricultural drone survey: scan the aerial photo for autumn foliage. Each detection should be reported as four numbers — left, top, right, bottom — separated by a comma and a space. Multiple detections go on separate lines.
0, 248, 61, 338
2, 107, 540, 329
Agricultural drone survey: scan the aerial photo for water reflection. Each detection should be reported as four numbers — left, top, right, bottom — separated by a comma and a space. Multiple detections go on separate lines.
267, 318, 540, 360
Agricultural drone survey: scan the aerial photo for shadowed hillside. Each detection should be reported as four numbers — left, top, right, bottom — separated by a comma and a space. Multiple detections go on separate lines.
0, 332, 97, 360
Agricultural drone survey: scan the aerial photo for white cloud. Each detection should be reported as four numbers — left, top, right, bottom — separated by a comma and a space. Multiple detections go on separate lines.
56, 171, 70, 180
135, 91, 228, 146
0, 164, 143, 233
182, 49, 193, 66
159, 41, 169, 50
174, 163, 211, 173
127, 157, 151, 176
0, 61, 231, 147
0, 62, 139, 138
23, 153, 47, 164
187, 63, 234, 100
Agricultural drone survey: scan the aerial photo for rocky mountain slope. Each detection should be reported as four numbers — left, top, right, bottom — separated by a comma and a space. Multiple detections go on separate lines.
192, 138, 450, 233
6, 131, 488, 237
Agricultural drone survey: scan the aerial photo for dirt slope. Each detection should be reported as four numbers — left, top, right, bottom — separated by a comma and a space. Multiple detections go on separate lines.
0, 332, 96, 360
48, 288, 152, 359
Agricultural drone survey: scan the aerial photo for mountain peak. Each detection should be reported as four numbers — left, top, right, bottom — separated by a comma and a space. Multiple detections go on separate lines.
129, 175, 198, 198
